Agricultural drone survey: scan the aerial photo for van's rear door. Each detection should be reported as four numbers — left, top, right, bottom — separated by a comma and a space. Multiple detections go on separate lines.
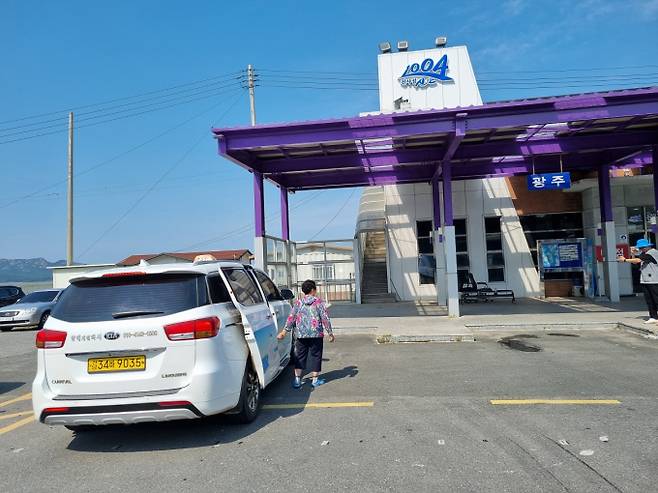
44, 273, 206, 398
218, 267, 277, 387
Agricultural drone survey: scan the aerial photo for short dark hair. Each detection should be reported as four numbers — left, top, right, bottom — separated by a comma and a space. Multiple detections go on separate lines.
301, 279, 317, 294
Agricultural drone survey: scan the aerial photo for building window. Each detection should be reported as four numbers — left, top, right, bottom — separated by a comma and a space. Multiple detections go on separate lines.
455, 219, 469, 286
485, 217, 505, 282
417, 220, 435, 285
627, 206, 657, 294
627, 206, 656, 246
312, 264, 335, 280
519, 213, 584, 267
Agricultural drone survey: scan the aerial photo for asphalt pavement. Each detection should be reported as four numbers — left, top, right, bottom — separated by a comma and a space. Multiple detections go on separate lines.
1, 327, 657, 492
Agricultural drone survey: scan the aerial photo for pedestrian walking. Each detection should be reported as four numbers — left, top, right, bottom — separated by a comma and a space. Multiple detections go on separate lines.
618, 238, 658, 323
277, 279, 335, 388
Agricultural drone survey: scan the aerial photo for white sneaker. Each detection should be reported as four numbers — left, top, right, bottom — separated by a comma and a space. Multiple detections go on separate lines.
644, 318, 657, 324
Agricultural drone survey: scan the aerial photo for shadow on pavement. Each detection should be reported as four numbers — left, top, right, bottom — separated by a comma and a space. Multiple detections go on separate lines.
0, 382, 26, 395
65, 366, 318, 453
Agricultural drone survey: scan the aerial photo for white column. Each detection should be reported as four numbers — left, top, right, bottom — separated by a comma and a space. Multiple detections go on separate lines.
433, 230, 447, 306
444, 225, 460, 317
254, 237, 266, 270
354, 237, 362, 304
601, 221, 620, 302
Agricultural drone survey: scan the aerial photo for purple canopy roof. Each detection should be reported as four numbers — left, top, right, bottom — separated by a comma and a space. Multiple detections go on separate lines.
213, 86, 658, 191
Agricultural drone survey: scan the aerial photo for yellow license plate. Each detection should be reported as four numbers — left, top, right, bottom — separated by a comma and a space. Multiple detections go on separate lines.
87, 355, 146, 373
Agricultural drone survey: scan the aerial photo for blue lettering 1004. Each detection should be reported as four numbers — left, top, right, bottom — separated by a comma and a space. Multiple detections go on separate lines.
399, 55, 452, 88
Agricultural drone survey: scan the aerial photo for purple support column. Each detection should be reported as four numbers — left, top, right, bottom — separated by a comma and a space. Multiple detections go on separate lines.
598, 165, 612, 222
280, 187, 290, 241
653, 146, 658, 215
442, 162, 453, 226
598, 164, 620, 302
432, 177, 441, 230
254, 172, 265, 237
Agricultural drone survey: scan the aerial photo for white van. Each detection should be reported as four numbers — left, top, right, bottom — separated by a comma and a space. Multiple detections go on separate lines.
31, 261, 294, 430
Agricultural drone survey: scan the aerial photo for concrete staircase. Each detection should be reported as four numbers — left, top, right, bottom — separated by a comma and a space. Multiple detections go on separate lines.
361, 231, 396, 303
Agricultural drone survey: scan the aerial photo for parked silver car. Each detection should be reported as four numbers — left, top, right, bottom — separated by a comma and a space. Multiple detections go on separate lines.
0, 289, 62, 332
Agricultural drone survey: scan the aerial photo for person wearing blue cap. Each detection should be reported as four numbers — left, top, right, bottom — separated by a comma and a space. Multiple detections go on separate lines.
618, 238, 658, 323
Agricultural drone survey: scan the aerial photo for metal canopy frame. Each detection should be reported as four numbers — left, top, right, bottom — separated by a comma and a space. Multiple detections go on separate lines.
212, 86, 658, 314
214, 87, 658, 192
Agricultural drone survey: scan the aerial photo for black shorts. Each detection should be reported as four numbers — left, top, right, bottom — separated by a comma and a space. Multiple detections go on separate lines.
294, 337, 324, 373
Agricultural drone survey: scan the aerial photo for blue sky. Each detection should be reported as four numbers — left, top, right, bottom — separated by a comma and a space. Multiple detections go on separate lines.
1, 0, 657, 262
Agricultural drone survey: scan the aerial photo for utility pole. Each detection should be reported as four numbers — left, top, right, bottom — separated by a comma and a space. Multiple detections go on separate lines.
66, 112, 74, 266
247, 64, 256, 126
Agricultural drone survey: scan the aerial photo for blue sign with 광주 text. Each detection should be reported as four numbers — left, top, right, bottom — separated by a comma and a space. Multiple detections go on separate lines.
527, 172, 571, 191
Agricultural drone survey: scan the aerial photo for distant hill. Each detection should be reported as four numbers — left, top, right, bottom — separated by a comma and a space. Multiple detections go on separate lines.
0, 258, 67, 282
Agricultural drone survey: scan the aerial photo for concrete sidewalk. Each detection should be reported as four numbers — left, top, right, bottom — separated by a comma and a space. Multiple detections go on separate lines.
329, 296, 658, 341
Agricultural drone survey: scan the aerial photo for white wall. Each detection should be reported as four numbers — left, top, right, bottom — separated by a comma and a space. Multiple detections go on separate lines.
377, 45, 482, 112
51, 264, 115, 289
385, 178, 541, 301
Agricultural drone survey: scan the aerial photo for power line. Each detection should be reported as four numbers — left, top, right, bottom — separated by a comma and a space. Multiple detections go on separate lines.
0, 85, 240, 145
309, 189, 358, 241
0, 78, 245, 135
0, 87, 244, 209
174, 190, 325, 252
78, 91, 245, 260
0, 70, 244, 126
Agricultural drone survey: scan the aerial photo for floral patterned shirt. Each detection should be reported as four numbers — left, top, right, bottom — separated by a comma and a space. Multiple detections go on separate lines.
284, 295, 333, 339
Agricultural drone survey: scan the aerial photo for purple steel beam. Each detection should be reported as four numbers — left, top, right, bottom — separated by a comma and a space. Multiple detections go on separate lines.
432, 177, 441, 230
215, 88, 658, 151
442, 162, 453, 227
254, 172, 265, 237
598, 165, 613, 223
280, 186, 290, 241
455, 130, 658, 160
277, 150, 653, 189
249, 132, 658, 175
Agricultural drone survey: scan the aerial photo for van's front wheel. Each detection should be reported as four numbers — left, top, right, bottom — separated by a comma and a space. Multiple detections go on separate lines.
235, 364, 261, 423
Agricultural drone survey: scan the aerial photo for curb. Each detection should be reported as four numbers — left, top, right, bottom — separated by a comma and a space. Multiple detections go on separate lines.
617, 322, 658, 339
376, 334, 475, 344
465, 322, 617, 331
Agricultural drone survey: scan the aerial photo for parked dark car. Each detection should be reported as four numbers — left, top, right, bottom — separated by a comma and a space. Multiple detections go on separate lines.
0, 286, 25, 308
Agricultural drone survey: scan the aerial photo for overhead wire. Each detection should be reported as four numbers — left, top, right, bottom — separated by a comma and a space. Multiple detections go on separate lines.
0, 78, 245, 135
0, 87, 243, 209
173, 190, 325, 252
0, 70, 244, 126
77, 90, 246, 260
0, 84, 245, 144
309, 189, 358, 241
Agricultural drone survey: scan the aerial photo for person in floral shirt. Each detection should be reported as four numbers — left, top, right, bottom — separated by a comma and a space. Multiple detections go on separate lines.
277, 279, 335, 388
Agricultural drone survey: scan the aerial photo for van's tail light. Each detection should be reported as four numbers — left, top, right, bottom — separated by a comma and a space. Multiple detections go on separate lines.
164, 317, 220, 341
36, 329, 67, 349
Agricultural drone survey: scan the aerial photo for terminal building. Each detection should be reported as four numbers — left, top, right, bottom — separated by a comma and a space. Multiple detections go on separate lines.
213, 41, 658, 316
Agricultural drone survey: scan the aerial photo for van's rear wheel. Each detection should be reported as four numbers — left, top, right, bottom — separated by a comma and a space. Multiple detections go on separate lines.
235, 364, 261, 423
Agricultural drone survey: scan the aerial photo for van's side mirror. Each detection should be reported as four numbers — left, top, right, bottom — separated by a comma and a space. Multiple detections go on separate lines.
280, 288, 295, 300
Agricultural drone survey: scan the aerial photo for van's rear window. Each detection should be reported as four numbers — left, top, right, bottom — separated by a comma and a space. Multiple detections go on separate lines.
51, 274, 208, 323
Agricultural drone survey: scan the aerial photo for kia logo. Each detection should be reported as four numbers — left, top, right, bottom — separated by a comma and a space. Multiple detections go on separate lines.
104, 331, 120, 341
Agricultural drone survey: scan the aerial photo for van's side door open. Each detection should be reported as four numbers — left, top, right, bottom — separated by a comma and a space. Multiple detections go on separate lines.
249, 268, 291, 367
219, 267, 278, 387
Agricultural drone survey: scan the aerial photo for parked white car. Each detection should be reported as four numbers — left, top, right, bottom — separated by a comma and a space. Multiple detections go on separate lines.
32, 260, 294, 430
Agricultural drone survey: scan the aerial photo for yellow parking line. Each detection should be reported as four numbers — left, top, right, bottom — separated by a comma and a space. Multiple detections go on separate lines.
0, 411, 33, 421
0, 415, 35, 436
263, 401, 375, 410
490, 399, 621, 405
0, 392, 31, 408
